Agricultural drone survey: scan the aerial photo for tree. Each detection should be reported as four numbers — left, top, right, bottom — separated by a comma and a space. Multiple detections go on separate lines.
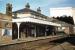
55, 16, 74, 25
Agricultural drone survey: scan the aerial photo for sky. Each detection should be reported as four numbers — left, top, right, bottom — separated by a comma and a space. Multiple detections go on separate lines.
0, 0, 75, 16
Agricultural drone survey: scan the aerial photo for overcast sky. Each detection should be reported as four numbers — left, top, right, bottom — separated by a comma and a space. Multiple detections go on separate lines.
0, 0, 75, 16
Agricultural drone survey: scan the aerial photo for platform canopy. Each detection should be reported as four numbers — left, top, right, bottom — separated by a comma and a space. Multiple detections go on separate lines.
12, 17, 61, 27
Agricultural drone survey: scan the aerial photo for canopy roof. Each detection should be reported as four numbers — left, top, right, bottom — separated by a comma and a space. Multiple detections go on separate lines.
12, 17, 61, 27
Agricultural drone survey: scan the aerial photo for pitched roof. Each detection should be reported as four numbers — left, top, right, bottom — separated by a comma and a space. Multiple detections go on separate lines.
13, 8, 48, 19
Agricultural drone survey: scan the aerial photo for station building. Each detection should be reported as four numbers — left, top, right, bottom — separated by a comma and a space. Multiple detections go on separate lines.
0, 3, 74, 42
12, 3, 74, 40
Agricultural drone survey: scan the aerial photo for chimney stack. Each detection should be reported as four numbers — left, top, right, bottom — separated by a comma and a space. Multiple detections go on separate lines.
6, 3, 12, 16
25, 3, 30, 9
37, 7, 41, 13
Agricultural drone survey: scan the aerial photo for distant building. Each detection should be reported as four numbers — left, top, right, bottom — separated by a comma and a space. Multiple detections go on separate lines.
0, 3, 12, 41
50, 7, 75, 24
0, 13, 12, 36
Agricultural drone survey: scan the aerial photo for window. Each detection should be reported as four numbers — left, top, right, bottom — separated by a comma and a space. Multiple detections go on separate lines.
3, 22, 10, 36
3, 28, 10, 36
